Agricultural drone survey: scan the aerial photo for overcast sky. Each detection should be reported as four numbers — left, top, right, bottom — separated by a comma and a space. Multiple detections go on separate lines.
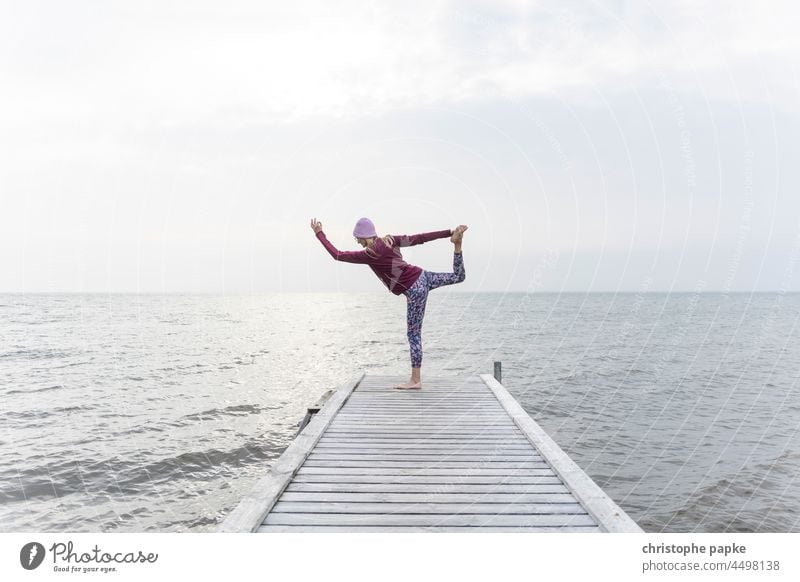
2, 0, 799, 292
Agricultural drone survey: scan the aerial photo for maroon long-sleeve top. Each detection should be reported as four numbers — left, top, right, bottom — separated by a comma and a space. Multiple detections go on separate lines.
315, 229, 453, 294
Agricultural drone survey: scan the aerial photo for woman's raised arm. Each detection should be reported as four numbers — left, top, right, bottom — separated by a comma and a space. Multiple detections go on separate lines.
311, 219, 371, 263
392, 229, 453, 248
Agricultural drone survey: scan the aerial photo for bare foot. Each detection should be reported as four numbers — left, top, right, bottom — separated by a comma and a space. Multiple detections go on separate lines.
450, 224, 468, 243
394, 381, 422, 390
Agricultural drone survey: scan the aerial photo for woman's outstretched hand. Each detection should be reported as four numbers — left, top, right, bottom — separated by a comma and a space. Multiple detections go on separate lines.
310, 218, 323, 234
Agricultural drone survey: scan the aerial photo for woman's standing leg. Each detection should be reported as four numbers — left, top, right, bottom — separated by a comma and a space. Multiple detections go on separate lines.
395, 226, 466, 390
395, 274, 428, 389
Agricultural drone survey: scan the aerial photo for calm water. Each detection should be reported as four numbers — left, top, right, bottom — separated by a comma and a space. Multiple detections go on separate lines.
1, 292, 799, 532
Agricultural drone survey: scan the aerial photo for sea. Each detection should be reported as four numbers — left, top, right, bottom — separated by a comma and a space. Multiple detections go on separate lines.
1, 292, 798, 532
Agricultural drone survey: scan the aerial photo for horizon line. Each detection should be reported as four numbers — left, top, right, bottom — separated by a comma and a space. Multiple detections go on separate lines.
2, 290, 799, 295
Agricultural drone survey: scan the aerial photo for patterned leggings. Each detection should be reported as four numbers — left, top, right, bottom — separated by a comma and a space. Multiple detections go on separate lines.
403, 252, 466, 368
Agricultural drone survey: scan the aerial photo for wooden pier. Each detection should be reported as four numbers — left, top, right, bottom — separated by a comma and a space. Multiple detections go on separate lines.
219, 371, 642, 532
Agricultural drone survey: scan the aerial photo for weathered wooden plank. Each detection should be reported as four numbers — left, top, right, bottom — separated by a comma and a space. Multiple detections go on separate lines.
348, 398, 493, 401
338, 406, 510, 420
272, 502, 587, 514
306, 455, 542, 463
354, 384, 475, 387
324, 429, 523, 435
343, 399, 498, 403
263, 512, 598, 527
342, 400, 497, 404
353, 392, 489, 395
343, 403, 497, 406
315, 444, 530, 449
353, 385, 482, 387
292, 476, 563, 486
342, 408, 500, 411
318, 438, 531, 445
357, 382, 484, 386
316, 442, 530, 447
323, 434, 523, 438
318, 438, 526, 443
313, 444, 534, 451
278, 492, 579, 504
308, 450, 535, 457
345, 404, 503, 412
345, 405, 500, 409
331, 422, 520, 434
310, 447, 543, 461
297, 463, 558, 479
322, 433, 525, 438
330, 423, 514, 427
297, 461, 558, 479
320, 436, 525, 441
346, 402, 492, 406
346, 398, 496, 401
339, 412, 507, 416
318, 439, 527, 445
332, 423, 520, 432
479, 374, 643, 533
351, 392, 489, 396
334, 412, 505, 415
287, 480, 563, 491
327, 427, 516, 431
348, 396, 494, 399
333, 417, 512, 421
217, 371, 365, 532
354, 391, 489, 394
293, 467, 561, 484
285, 482, 571, 494
343, 400, 501, 404
336, 411, 508, 415
339, 407, 504, 412
341, 408, 504, 411
319, 438, 526, 443
339, 404, 498, 408
321, 435, 526, 440
345, 400, 497, 404
353, 388, 489, 392
257, 525, 601, 532
333, 419, 511, 423
322, 443, 528, 449
327, 426, 516, 431
339, 410, 508, 414
358, 388, 485, 397
329, 421, 514, 426
303, 460, 546, 468
331, 416, 509, 420
339, 406, 508, 419
310, 451, 537, 458
290, 478, 562, 487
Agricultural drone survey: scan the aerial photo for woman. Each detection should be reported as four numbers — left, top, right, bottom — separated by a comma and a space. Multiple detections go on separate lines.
310, 217, 467, 389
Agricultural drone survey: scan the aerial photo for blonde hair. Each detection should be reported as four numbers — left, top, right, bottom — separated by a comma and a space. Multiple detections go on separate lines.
364, 235, 394, 257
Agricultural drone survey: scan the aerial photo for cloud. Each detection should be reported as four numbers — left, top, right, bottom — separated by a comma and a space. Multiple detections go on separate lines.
2, 0, 798, 129
2, 1, 800, 292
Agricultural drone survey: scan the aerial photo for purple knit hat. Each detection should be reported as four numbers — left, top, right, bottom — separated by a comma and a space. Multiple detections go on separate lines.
352, 217, 377, 238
